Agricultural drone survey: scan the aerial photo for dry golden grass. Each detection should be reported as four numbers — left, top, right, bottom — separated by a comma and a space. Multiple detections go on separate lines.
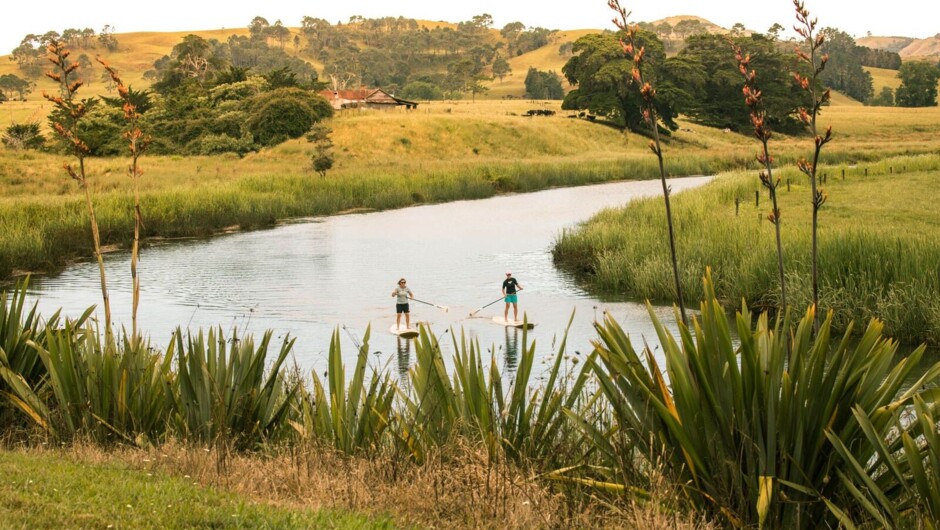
19, 442, 716, 530
866, 66, 902, 94
486, 29, 596, 98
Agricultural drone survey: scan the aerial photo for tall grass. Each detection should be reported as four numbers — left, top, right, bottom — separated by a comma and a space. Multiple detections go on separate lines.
295, 327, 396, 453
553, 153, 940, 345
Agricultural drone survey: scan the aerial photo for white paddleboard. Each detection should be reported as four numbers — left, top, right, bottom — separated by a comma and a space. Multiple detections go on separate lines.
492, 316, 536, 329
389, 324, 419, 338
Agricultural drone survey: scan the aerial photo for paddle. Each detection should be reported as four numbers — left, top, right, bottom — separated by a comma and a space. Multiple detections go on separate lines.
410, 297, 449, 312
469, 288, 522, 317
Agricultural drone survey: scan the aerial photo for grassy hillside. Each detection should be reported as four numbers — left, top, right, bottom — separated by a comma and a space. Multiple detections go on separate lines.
866, 66, 902, 94
486, 29, 595, 98
858, 35, 940, 59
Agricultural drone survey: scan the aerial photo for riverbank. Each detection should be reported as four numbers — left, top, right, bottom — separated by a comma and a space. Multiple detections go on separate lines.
0, 443, 714, 530
3, 275, 937, 529
3, 102, 940, 281
0, 447, 399, 529
552, 153, 940, 346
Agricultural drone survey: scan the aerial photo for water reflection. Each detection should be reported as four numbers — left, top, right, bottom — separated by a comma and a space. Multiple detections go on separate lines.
396, 336, 411, 380
503, 327, 520, 374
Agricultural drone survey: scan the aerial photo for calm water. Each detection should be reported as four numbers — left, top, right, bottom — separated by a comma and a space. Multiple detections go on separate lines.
27, 177, 711, 377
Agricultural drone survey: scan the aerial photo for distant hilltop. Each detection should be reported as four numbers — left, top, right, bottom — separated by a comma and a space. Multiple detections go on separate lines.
857, 35, 940, 59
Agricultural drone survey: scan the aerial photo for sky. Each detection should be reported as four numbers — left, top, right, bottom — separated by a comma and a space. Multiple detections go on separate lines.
2, 0, 936, 55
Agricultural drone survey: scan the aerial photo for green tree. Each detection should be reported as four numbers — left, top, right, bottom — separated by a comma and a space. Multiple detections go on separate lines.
98, 25, 119, 52
248, 16, 271, 42
2, 123, 45, 149
869, 86, 894, 106
524, 68, 564, 99
0, 73, 34, 100
500, 22, 525, 55
270, 20, 291, 49
10, 35, 43, 77
246, 87, 333, 145
399, 81, 443, 100
561, 31, 685, 132
491, 54, 511, 82
673, 19, 706, 40
676, 33, 802, 133
818, 27, 873, 103
306, 123, 334, 177
895, 61, 940, 107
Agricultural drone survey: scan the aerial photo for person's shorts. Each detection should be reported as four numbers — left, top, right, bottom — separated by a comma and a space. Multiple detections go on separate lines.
504, 294, 518, 303
396, 303, 410, 314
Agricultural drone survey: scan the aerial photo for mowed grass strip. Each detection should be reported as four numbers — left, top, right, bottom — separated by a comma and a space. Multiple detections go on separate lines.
0, 449, 398, 530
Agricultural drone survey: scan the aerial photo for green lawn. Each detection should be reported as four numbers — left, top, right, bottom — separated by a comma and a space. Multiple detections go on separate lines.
0, 450, 397, 530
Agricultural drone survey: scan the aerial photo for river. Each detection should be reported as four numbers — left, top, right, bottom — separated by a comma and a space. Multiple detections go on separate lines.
27, 176, 712, 378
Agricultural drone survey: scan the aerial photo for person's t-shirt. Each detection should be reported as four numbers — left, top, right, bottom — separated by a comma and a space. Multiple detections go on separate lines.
502, 277, 519, 294
394, 287, 413, 304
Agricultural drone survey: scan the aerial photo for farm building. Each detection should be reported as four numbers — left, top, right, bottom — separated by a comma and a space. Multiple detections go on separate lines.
319, 88, 419, 110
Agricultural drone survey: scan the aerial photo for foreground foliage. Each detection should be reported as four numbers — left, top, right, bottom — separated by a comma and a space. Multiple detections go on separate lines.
1, 277, 939, 528
575, 270, 939, 528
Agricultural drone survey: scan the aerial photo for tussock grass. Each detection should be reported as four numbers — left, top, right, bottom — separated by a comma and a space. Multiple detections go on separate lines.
553, 153, 940, 344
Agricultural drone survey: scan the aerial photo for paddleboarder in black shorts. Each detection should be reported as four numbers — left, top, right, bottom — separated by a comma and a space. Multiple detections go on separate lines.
392, 278, 414, 329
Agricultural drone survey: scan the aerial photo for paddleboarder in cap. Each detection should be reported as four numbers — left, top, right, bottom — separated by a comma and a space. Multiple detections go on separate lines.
392, 278, 414, 330
502, 272, 523, 322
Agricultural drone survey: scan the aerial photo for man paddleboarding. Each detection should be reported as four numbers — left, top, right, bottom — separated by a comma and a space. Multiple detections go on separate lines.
502, 272, 523, 322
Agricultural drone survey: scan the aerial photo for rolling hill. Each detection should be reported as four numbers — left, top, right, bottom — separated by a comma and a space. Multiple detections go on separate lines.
857, 35, 940, 59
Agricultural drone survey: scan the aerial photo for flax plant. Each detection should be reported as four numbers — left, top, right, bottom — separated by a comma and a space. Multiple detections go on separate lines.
607, 0, 687, 324
398, 320, 587, 467
42, 40, 112, 340
793, 0, 833, 332
581, 270, 940, 529
295, 327, 396, 453
170, 327, 299, 449
97, 59, 151, 340
733, 44, 788, 312
8, 321, 174, 444
827, 394, 940, 528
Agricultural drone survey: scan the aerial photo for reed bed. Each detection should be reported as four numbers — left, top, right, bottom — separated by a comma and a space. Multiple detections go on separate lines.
554, 153, 940, 345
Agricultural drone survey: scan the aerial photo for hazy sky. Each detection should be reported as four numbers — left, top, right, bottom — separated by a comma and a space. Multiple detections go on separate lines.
2, 0, 935, 55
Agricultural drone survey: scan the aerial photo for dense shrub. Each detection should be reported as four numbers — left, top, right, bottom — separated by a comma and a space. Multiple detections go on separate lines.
2, 123, 45, 150
246, 88, 333, 145
399, 81, 444, 101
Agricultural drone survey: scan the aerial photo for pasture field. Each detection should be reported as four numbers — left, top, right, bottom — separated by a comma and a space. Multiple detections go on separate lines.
2, 102, 940, 280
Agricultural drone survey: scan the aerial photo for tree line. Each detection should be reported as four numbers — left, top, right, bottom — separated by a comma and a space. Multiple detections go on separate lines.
561, 26, 939, 135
